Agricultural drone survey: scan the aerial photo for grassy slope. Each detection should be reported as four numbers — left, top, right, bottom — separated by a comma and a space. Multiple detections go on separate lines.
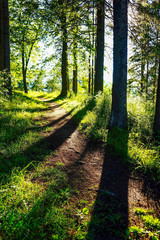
0, 90, 160, 240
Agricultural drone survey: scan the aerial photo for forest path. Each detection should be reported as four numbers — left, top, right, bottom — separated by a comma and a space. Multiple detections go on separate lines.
36, 99, 159, 239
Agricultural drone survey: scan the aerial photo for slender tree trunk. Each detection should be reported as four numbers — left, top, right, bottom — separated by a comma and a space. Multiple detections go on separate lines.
61, 14, 68, 97
73, 41, 78, 94
94, 0, 105, 93
109, 0, 128, 130
21, 35, 28, 93
140, 47, 145, 95
0, 0, 12, 95
61, 36, 68, 96
153, 57, 160, 137
88, 51, 91, 94
146, 60, 149, 95
91, 0, 95, 95
72, 0, 78, 94
153, 57, 158, 103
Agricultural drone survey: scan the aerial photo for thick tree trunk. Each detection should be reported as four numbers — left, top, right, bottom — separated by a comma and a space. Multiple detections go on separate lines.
0, 0, 4, 71
153, 58, 160, 137
109, 0, 128, 130
94, 0, 105, 94
0, 0, 12, 95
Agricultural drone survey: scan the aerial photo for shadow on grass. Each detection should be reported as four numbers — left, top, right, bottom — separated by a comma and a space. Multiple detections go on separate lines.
0, 98, 96, 178
13, 91, 43, 104
86, 128, 129, 240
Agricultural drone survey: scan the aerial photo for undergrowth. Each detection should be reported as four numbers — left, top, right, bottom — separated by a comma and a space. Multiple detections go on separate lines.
0, 163, 90, 239
1, 89, 160, 239
128, 208, 160, 239
0, 90, 92, 239
0, 91, 55, 176
47, 90, 160, 185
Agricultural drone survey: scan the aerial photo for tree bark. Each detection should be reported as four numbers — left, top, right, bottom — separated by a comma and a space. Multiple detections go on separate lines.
153, 57, 158, 103
73, 41, 78, 94
94, 0, 105, 94
21, 34, 28, 93
109, 0, 128, 130
91, 0, 95, 95
146, 60, 149, 95
60, 8, 68, 97
153, 57, 160, 137
140, 47, 145, 95
0, 0, 12, 95
88, 51, 91, 94
0, 0, 4, 71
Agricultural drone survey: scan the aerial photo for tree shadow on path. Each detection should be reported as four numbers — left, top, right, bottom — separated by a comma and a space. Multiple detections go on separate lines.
86, 129, 129, 240
1, 98, 95, 176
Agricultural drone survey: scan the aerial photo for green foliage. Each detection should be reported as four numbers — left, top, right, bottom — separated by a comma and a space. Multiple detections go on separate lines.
9, 0, 44, 91
0, 154, 91, 239
0, 90, 93, 240
0, 70, 11, 100
142, 215, 160, 231
0, 91, 49, 175
134, 207, 154, 216
128, 208, 160, 239
0, 163, 86, 240
129, 225, 145, 238
49, 89, 160, 186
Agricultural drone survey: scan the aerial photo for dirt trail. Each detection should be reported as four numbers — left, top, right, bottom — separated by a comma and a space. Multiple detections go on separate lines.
38, 100, 160, 239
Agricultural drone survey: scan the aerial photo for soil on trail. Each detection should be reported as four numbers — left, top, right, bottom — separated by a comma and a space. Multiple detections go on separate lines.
37, 99, 160, 240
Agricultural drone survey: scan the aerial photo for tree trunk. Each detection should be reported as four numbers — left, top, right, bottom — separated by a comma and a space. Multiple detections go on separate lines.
21, 35, 28, 93
73, 42, 78, 94
94, 0, 105, 94
140, 47, 145, 95
146, 60, 149, 95
0, 0, 4, 71
91, 0, 95, 95
109, 0, 128, 130
0, 0, 12, 95
153, 57, 158, 103
153, 57, 160, 137
61, 14, 68, 97
88, 52, 91, 94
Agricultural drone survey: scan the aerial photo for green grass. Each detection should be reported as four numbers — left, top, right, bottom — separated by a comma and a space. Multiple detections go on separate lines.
0, 90, 94, 240
45, 90, 160, 185
0, 163, 91, 240
128, 208, 160, 239
1, 89, 160, 239
0, 91, 55, 176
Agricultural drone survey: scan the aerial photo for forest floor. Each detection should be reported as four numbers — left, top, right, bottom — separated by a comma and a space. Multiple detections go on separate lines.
32, 98, 160, 239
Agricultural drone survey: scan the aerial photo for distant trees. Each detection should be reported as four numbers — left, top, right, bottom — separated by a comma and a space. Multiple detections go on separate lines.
128, 1, 159, 98
0, 0, 12, 96
109, 0, 128, 130
10, 0, 43, 93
